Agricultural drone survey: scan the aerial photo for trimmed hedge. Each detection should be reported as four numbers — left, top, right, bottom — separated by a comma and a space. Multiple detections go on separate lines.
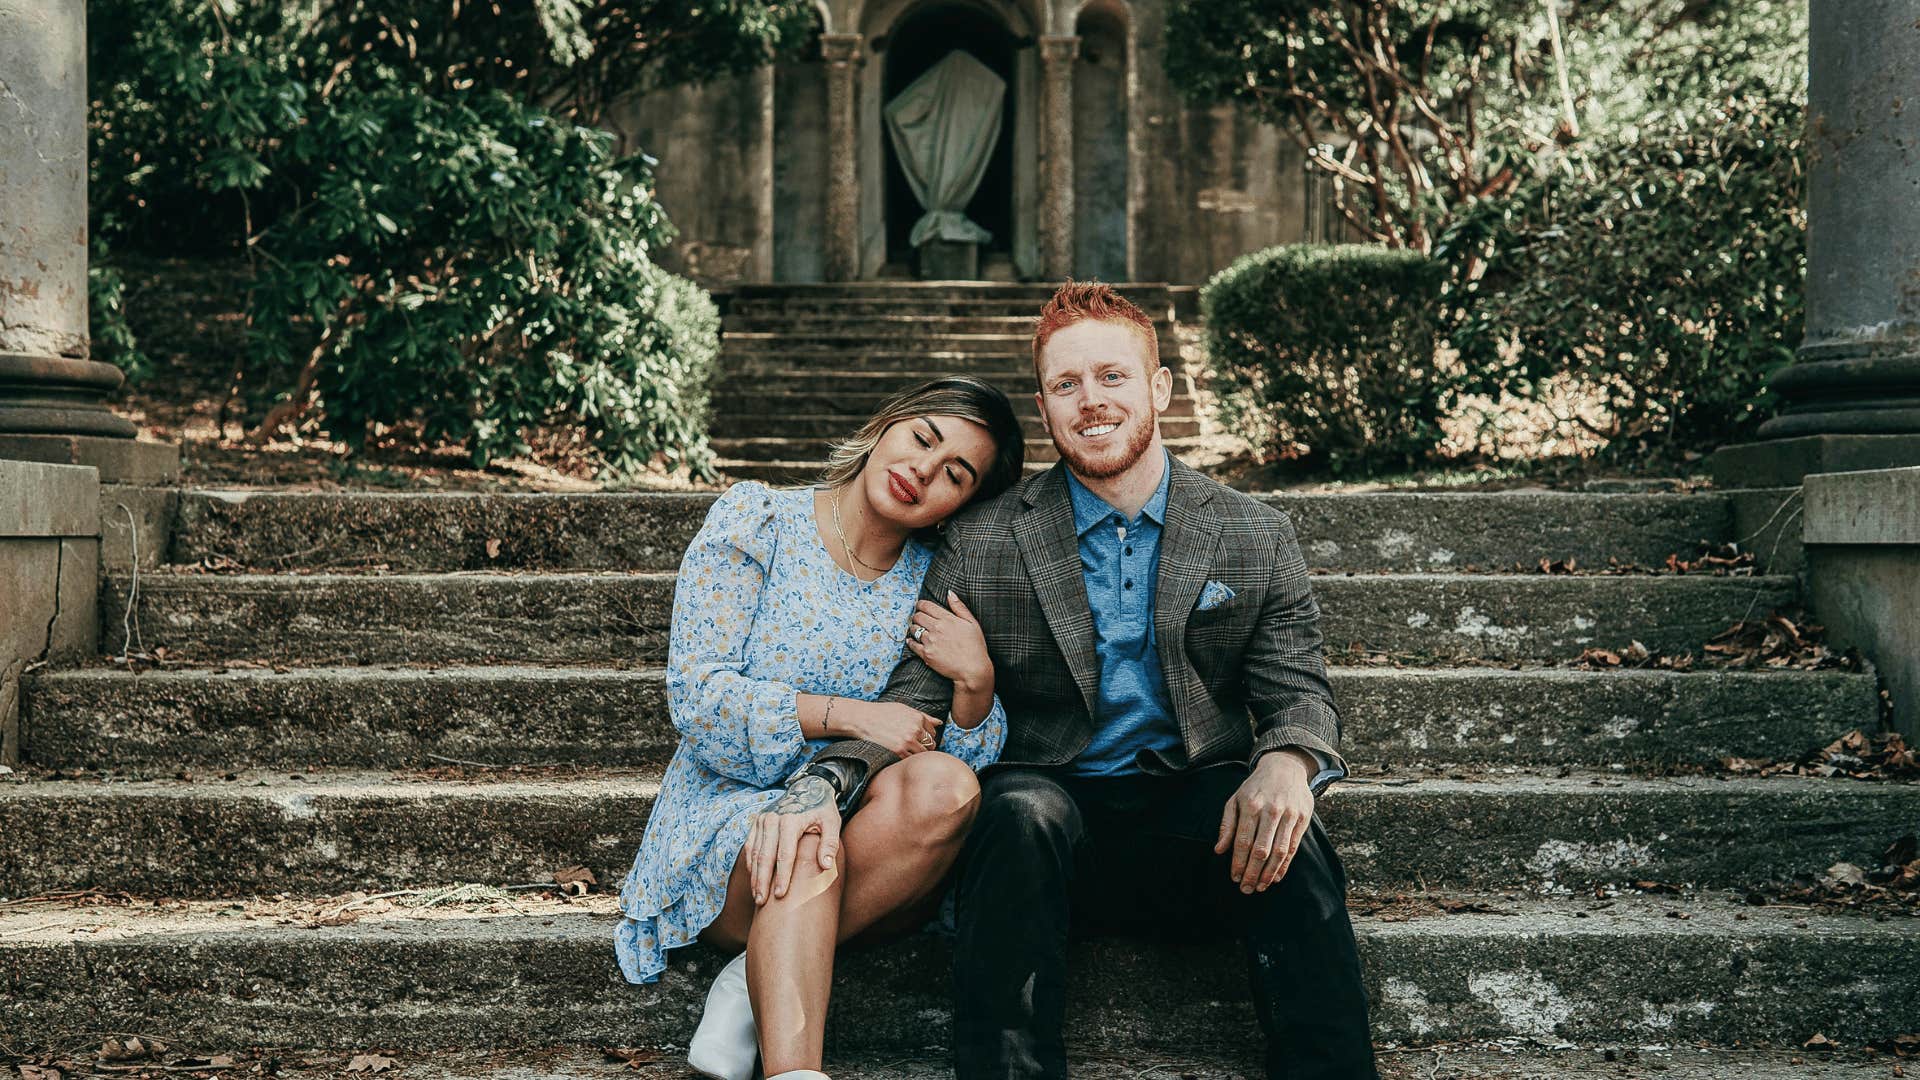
1201, 244, 1449, 472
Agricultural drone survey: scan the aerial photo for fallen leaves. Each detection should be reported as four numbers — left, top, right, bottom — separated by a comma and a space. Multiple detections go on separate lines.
344, 1054, 395, 1073
603, 1048, 663, 1069
1750, 833, 1920, 916
1721, 729, 1920, 782
552, 864, 598, 897
1350, 891, 1514, 921
1571, 609, 1861, 675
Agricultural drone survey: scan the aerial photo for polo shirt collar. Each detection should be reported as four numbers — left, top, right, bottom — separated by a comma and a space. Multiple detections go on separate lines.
1065, 449, 1172, 536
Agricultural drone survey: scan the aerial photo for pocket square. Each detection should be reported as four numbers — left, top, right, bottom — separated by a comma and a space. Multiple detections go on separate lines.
1195, 580, 1236, 612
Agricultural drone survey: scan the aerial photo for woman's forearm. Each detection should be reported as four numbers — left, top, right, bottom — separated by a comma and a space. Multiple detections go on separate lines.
949, 671, 994, 729
795, 692, 851, 740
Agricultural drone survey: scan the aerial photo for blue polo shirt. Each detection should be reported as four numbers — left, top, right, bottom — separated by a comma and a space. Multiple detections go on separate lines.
1065, 454, 1344, 788
1066, 456, 1182, 775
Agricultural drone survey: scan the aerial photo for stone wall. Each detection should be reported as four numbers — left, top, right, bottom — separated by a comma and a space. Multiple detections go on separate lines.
0, 461, 99, 765
604, 0, 1313, 287
1803, 466, 1920, 739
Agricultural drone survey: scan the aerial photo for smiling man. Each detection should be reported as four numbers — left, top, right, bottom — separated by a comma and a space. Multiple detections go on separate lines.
806, 281, 1376, 1079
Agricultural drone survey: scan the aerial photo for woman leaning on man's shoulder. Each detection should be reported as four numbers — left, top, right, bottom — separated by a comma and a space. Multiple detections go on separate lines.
613, 376, 1026, 1080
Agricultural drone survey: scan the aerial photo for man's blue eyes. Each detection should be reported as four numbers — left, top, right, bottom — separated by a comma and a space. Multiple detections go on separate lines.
1053, 372, 1124, 392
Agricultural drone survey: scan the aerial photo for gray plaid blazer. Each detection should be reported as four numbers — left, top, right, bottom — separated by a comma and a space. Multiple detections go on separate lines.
811, 458, 1345, 779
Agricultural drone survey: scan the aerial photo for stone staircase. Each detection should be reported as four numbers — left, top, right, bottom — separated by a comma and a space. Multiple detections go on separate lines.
5, 486, 1919, 1069
709, 283, 1203, 481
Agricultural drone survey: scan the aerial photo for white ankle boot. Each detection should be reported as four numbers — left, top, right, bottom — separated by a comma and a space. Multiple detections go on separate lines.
686, 951, 756, 1080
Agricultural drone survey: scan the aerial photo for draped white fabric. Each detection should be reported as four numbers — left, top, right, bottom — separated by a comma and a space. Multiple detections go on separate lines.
883, 50, 1006, 247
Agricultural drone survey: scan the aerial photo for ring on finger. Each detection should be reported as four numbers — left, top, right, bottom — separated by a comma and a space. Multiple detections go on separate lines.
911, 624, 927, 642
919, 732, 935, 748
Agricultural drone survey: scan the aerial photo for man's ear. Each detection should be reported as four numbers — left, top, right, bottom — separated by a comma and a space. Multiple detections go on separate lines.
1151, 363, 1173, 412
1033, 390, 1049, 435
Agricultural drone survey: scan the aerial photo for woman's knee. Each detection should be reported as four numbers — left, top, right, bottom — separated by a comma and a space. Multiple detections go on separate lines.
764, 833, 845, 904
866, 752, 980, 841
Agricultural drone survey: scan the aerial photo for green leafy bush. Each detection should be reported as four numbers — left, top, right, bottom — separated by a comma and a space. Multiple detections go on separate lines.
239, 86, 716, 475
1201, 244, 1450, 472
1445, 83, 1805, 458
83, 0, 802, 477
88, 260, 148, 383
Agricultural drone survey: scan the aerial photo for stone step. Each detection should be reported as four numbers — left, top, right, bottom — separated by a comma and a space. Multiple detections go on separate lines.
165, 491, 1738, 575
714, 435, 1077, 466
722, 349, 1051, 375
712, 369, 1195, 402
42, 1046, 1895, 1080
99, 571, 1800, 665
722, 314, 1050, 336
2, 895, 1913, 1049
726, 296, 1093, 318
707, 413, 1202, 442
728, 282, 1172, 302
3, 769, 1910, 897
721, 331, 1034, 352
20, 665, 1877, 773
707, 385, 1199, 419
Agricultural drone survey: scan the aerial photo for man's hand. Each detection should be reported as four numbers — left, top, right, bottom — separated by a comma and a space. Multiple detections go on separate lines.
749, 774, 842, 905
1215, 748, 1317, 894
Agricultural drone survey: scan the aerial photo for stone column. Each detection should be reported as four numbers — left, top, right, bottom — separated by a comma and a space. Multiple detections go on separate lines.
821, 33, 865, 283
0, 0, 177, 481
1711, 0, 1920, 485
1039, 35, 1080, 281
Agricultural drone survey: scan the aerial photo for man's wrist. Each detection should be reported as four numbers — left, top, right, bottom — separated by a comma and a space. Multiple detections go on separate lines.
955, 668, 993, 696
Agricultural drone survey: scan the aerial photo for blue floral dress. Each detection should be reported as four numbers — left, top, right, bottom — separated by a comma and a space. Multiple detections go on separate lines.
615, 481, 1008, 984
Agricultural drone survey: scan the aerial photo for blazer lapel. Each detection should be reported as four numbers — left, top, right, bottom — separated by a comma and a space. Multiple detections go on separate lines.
1013, 466, 1102, 716
1154, 460, 1222, 703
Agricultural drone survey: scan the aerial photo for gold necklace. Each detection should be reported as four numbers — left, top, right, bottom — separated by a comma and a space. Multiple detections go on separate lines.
831, 490, 890, 579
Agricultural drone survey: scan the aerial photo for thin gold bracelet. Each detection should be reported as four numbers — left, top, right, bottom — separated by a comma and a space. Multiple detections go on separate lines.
823, 695, 837, 735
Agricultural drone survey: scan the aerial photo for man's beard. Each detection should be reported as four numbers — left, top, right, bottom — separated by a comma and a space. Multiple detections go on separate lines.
1056, 412, 1156, 479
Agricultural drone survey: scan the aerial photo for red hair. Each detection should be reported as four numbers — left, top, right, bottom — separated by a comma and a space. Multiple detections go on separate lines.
1031, 280, 1159, 382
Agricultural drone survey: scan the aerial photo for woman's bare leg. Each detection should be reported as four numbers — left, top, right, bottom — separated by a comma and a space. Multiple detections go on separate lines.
697, 752, 983, 1073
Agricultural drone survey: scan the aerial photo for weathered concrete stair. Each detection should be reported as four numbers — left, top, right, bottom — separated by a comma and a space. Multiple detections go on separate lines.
3, 769, 1914, 898
22, 666, 1875, 771
6, 484, 1912, 1056
708, 282, 1197, 481
4, 898, 1916, 1051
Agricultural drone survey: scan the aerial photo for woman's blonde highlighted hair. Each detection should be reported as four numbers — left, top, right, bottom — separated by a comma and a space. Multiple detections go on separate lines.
820, 376, 1026, 504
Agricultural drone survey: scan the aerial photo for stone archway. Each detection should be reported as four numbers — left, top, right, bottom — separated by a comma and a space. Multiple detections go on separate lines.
879, 3, 1020, 276
858, 0, 1043, 280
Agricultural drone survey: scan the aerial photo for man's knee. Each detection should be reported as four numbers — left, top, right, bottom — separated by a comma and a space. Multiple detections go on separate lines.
976, 771, 1083, 847
1255, 818, 1349, 923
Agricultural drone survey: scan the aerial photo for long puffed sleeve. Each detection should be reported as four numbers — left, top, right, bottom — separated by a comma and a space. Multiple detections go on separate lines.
939, 694, 1007, 771
664, 482, 806, 788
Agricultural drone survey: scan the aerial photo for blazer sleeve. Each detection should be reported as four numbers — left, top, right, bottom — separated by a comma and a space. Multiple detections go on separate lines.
807, 535, 976, 776
1244, 514, 1348, 777
664, 482, 809, 788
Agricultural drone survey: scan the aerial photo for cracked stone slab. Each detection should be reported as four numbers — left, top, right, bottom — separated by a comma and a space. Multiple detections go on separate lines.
1, 769, 1913, 897
100, 571, 1800, 665
1, 896, 1914, 1050
167, 490, 1737, 574
18, 664, 1880, 772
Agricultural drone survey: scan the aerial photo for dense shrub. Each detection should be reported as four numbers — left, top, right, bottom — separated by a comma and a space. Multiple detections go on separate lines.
88, 259, 147, 383
238, 86, 717, 475
1445, 83, 1805, 459
83, 0, 804, 477
1201, 245, 1450, 472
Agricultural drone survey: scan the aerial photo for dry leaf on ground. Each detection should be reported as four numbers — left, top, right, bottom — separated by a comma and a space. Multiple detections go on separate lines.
345, 1053, 396, 1073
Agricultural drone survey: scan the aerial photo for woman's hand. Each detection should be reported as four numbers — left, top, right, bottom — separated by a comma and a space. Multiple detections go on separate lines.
836, 699, 943, 757
907, 591, 992, 692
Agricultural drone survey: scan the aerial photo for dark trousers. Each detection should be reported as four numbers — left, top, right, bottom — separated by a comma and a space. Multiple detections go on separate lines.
952, 764, 1379, 1080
